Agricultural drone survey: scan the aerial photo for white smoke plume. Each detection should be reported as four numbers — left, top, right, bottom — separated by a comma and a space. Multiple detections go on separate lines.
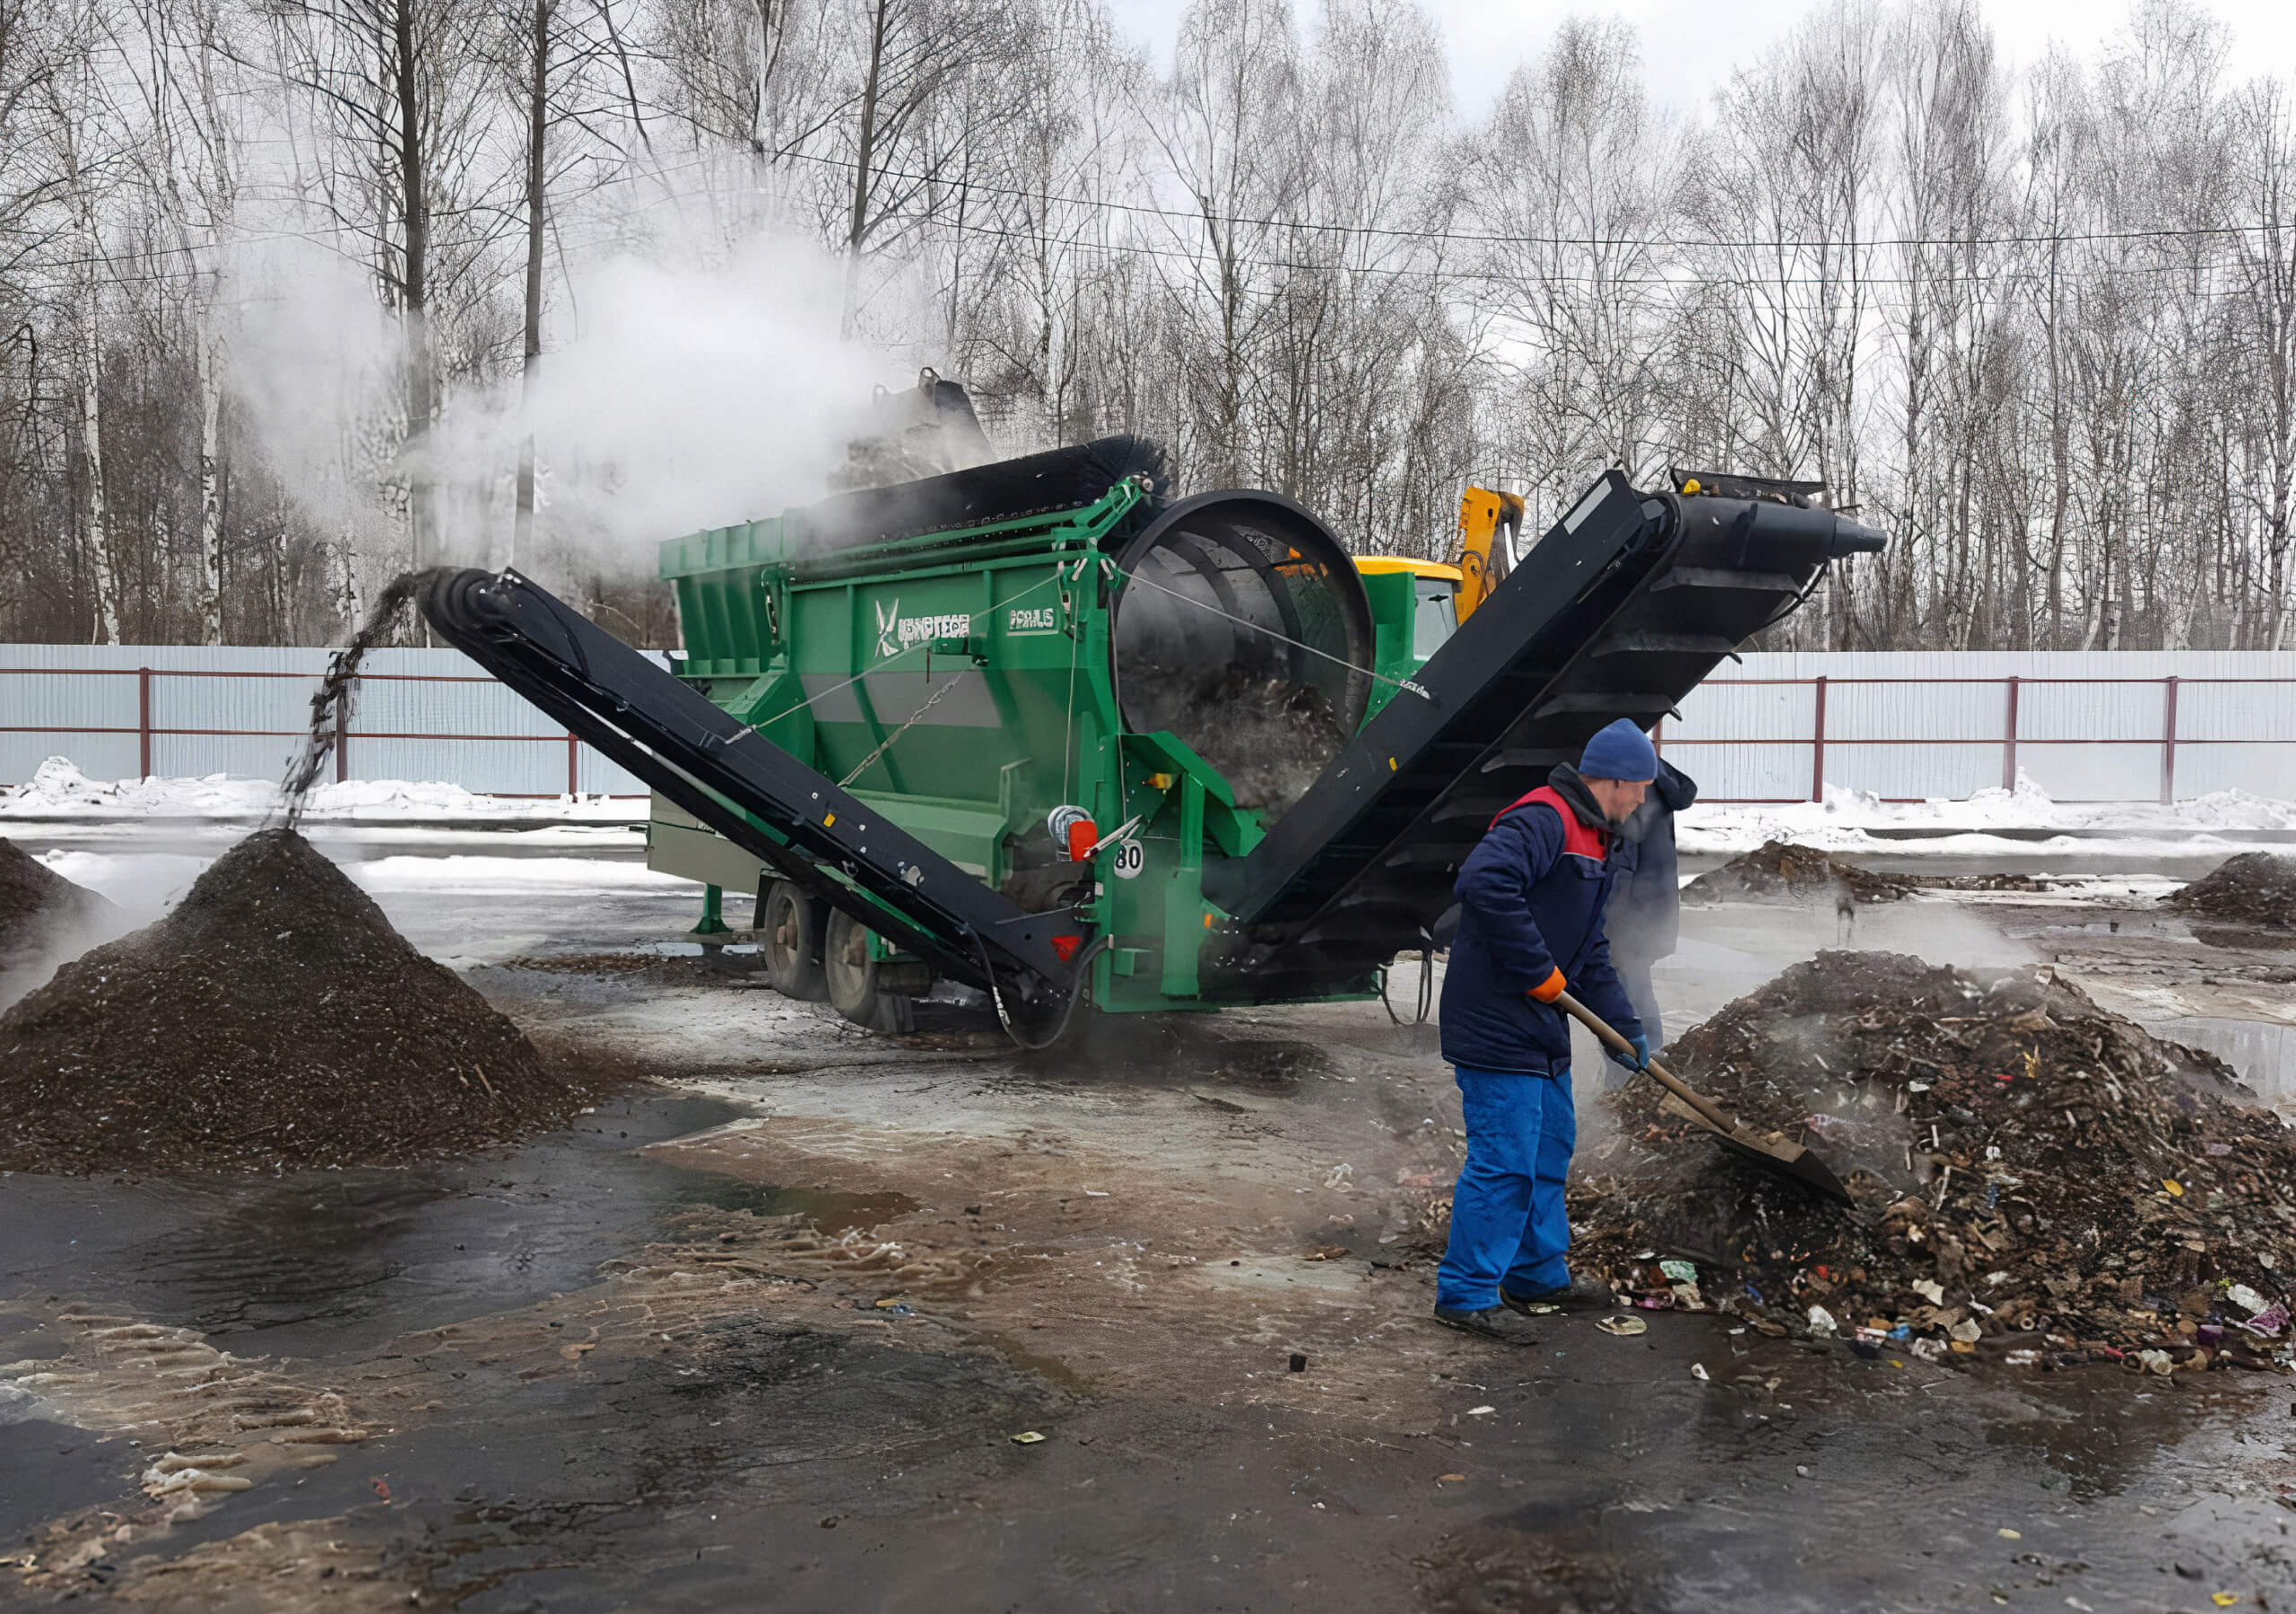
225, 215, 907, 601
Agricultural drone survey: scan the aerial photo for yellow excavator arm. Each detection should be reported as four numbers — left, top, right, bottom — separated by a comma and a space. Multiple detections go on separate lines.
1453, 487, 1524, 623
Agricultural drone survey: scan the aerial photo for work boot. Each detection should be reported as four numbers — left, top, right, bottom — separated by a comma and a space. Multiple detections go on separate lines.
1432, 1304, 1543, 1344
1500, 1276, 1615, 1315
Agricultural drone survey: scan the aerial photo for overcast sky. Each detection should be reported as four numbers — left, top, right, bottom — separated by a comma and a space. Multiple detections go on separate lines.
1099, 0, 2296, 118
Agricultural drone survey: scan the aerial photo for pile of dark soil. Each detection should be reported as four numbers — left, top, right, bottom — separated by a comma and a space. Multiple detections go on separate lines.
1681, 840, 1915, 905
1572, 950, 2296, 1370
0, 839, 112, 966
2163, 852, 2296, 932
0, 829, 588, 1175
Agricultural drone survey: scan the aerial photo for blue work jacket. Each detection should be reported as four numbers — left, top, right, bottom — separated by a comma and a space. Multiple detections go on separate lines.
1438, 765, 1644, 1075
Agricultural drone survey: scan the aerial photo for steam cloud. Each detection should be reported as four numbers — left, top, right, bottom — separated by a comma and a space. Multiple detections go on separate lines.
227, 217, 912, 588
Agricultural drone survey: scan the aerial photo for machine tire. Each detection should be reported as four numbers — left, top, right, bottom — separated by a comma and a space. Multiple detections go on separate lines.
823, 908, 917, 1033
761, 879, 829, 1002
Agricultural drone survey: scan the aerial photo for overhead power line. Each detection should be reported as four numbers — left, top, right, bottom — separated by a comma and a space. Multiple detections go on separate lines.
771, 142, 2292, 255
2, 136, 2290, 306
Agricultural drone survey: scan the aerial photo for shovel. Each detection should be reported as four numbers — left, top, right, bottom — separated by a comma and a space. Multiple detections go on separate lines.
1555, 991, 1855, 1206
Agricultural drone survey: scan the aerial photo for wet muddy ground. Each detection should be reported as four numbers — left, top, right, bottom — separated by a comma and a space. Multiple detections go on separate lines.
4, 841, 2296, 1610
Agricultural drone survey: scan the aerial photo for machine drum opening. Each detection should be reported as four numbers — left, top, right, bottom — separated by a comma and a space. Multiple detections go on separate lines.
1111, 492, 1373, 825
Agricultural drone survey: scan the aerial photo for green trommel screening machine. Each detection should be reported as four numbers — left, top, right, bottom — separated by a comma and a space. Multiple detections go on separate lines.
424, 380, 1883, 1041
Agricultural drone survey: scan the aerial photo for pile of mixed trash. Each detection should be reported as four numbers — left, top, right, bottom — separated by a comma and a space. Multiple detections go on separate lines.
0, 829, 586, 1175
1680, 840, 1915, 906
2163, 852, 2296, 932
1571, 950, 2296, 1372
0, 839, 112, 973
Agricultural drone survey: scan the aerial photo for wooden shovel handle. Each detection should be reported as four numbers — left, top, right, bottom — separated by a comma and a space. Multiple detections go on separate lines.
1552, 990, 1741, 1137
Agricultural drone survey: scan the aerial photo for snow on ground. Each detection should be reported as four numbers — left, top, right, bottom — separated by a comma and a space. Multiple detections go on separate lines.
347, 855, 691, 894
1683, 775, 2296, 857
0, 758, 646, 821
13, 754, 2296, 864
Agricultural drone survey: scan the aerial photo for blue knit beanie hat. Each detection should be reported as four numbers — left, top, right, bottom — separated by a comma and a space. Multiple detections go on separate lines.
1579, 718, 1657, 782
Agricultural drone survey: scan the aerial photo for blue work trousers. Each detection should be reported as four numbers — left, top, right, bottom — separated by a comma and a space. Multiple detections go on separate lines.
1435, 1063, 1576, 1311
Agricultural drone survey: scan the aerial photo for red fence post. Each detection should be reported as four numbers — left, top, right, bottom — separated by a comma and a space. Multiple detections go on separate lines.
335, 688, 349, 784
567, 733, 580, 797
2161, 676, 2179, 805
137, 667, 152, 779
2003, 675, 2020, 791
1810, 675, 1828, 803
1651, 715, 1664, 757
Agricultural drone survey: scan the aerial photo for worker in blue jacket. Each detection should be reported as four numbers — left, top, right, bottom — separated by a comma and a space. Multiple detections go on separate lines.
1433, 717, 1655, 1341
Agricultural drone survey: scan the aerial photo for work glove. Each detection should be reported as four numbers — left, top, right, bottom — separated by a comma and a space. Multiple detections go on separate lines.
1607, 1030, 1651, 1072
1526, 968, 1566, 1003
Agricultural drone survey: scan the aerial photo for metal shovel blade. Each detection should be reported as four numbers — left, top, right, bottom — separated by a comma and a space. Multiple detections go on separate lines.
1554, 992, 1856, 1207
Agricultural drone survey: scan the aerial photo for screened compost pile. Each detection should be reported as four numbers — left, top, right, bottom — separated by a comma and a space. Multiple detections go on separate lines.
1680, 840, 1914, 905
1570, 950, 2296, 1369
2162, 852, 2296, 932
0, 829, 585, 1175
0, 839, 112, 968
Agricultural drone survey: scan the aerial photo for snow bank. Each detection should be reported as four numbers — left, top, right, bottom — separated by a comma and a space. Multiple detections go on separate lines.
348, 855, 691, 894
0, 758, 645, 821
1683, 774, 2296, 856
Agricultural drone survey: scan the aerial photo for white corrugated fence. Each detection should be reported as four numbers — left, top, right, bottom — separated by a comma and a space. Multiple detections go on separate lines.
1665, 651, 2296, 803
5, 645, 2294, 803
0, 645, 664, 797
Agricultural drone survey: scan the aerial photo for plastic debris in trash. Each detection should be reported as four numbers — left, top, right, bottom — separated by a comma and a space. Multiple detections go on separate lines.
1437, 1472, 1466, 1483
1806, 1305, 1839, 1335
1851, 1326, 1886, 1359
2004, 1349, 2041, 1367
1950, 1320, 1983, 1344
1997, 1527, 2021, 1540
1466, 1405, 1496, 1417
2212, 1596, 2240, 1608
1595, 1315, 1648, 1337
1690, 1363, 1709, 1381
2163, 1179, 2184, 1197
1011, 1430, 1047, 1445
2229, 1284, 2270, 1315
2239, 1301, 2290, 1339
1659, 1260, 1698, 1282
1911, 1279, 1945, 1306
2137, 1349, 2174, 1376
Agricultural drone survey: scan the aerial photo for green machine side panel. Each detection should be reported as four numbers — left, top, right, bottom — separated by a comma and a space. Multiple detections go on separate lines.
1359, 570, 1418, 724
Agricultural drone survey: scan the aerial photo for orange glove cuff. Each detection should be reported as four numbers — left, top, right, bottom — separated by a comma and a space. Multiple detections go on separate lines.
1527, 968, 1566, 1003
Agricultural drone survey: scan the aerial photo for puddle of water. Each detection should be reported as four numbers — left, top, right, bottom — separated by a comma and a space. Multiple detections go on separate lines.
675, 1179, 919, 1235
2148, 1017, 2296, 1104
0, 1093, 746, 1358
0, 1421, 136, 1540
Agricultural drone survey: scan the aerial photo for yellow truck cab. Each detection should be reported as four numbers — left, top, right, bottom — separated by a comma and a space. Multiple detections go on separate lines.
1352, 486, 1524, 672
1352, 556, 1463, 671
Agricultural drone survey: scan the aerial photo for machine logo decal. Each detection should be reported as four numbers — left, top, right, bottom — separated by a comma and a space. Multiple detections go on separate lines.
875, 598, 973, 658
1006, 605, 1059, 635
